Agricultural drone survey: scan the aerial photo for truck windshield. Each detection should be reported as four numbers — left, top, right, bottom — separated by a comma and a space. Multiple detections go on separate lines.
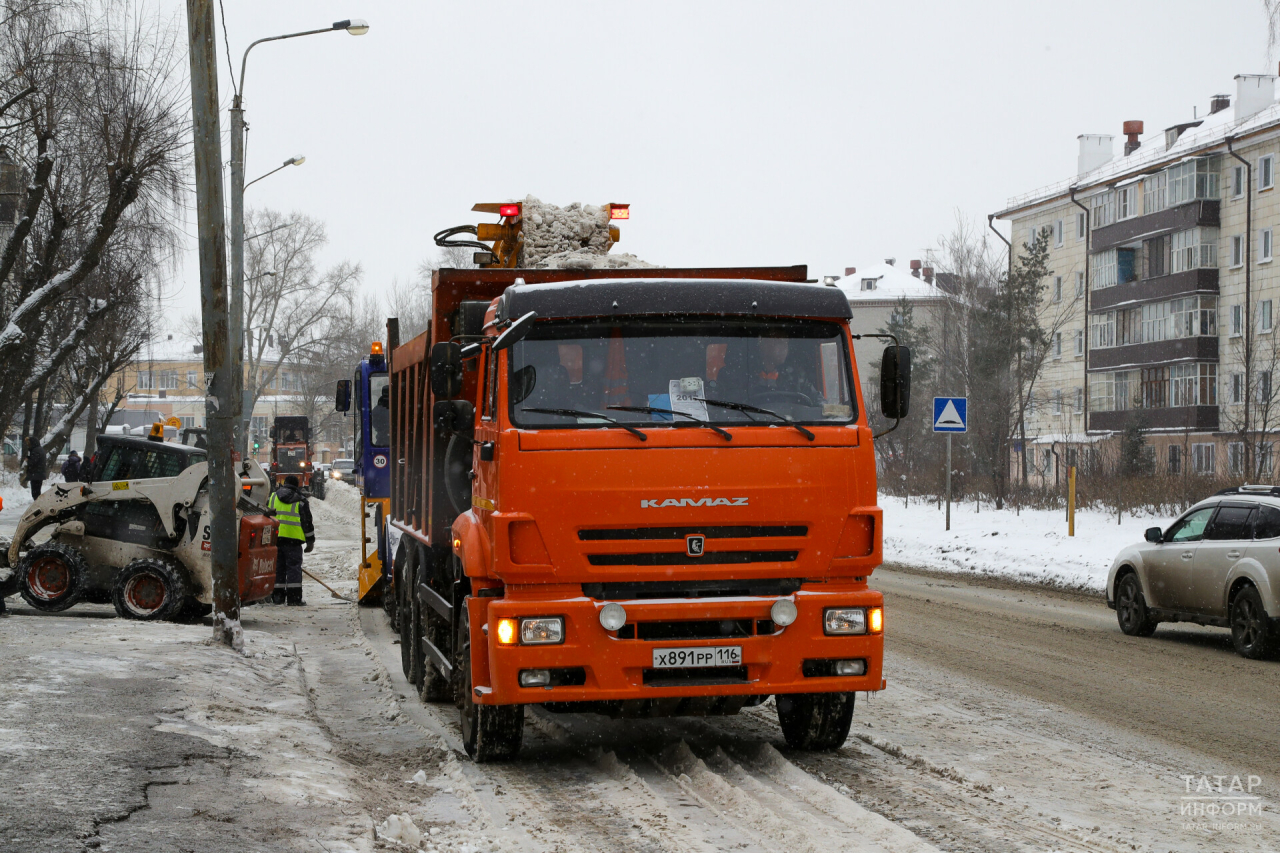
369, 373, 390, 447
508, 318, 856, 429
276, 447, 306, 472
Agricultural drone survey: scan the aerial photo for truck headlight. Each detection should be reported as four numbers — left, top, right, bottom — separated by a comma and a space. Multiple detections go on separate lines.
824, 608, 867, 635
519, 617, 564, 645
598, 602, 627, 631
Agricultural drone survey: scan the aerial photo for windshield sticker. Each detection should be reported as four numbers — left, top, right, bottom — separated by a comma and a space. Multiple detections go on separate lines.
646, 394, 675, 421
670, 377, 709, 421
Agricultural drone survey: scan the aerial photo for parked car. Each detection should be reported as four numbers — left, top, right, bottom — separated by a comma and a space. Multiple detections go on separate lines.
1107, 485, 1280, 659
329, 458, 356, 481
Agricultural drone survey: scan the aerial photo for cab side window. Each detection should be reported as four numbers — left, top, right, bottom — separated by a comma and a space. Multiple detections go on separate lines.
1204, 505, 1256, 540
1167, 507, 1216, 542
1255, 505, 1280, 539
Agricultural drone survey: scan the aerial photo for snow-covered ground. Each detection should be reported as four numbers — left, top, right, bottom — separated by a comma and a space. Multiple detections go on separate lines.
880, 495, 1165, 591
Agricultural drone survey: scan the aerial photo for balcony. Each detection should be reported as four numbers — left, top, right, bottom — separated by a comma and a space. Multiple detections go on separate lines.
1090, 267, 1218, 311
1092, 199, 1219, 254
1087, 335, 1218, 371
1089, 406, 1218, 433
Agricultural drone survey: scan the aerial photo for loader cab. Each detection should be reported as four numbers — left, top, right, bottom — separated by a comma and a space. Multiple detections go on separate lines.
85, 435, 206, 484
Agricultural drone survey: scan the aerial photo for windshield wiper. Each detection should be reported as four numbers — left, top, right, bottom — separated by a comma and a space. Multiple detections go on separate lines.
694, 397, 815, 441
521, 407, 647, 441
606, 405, 732, 441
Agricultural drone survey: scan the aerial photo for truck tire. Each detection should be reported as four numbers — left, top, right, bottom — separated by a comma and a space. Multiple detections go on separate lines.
406, 555, 425, 688
111, 558, 187, 621
18, 542, 87, 612
775, 692, 855, 751
419, 556, 454, 703
457, 604, 523, 761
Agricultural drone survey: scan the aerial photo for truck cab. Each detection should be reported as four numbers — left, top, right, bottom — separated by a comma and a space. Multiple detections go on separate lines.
386, 267, 908, 761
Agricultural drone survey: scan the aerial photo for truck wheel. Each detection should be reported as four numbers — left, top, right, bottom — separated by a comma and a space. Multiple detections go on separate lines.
775, 692, 855, 750
1115, 573, 1158, 637
420, 563, 453, 703
406, 556, 425, 688
1230, 585, 1276, 660
18, 543, 87, 612
111, 558, 187, 621
457, 604, 523, 761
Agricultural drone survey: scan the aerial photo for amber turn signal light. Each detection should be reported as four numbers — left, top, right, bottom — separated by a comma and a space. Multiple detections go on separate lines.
496, 618, 517, 645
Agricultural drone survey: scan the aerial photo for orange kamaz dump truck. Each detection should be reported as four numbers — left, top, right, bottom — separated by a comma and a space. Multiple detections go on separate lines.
380, 264, 910, 760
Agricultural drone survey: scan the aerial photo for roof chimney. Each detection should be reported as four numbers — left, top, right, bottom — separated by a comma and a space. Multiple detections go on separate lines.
884, 257, 896, 267
922, 266, 934, 284
1235, 74, 1277, 122
1122, 120, 1143, 156
844, 267, 856, 276
910, 259, 922, 278
1077, 134, 1114, 176
1209, 94, 1231, 115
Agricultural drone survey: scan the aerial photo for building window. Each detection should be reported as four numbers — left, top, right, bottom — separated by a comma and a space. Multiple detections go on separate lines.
1026, 228, 1036, 249
1262, 227, 1274, 262
1258, 370, 1273, 404
179, 416, 198, 429
1142, 300, 1172, 343
1231, 372, 1245, 404
861, 278, 877, 291
1074, 329, 1084, 356
1231, 304, 1244, 337
1170, 295, 1216, 338
1115, 370, 1136, 410
1259, 442, 1275, 477
1052, 276, 1062, 303
1090, 191, 1115, 229
1145, 235, 1167, 278
1143, 171, 1168, 214
1053, 332, 1062, 359
1229, 442, 1245, 475
1171, 363, 1217, 406
1261, 299, 1273, 333
1170, 227, 1218, 273
1193, 443, 1215, 474
186, 370, 196, 389
137, 370, 153, 390
1141, 367, 1169, 408
1167, 158, 1218, 206
1232, 164, 1246, 198
1260, 154, 1274, 191
1169, 444, 1182, 475
1116, 185, 1137, 220
1090, 311, 1115, 349
1074, 387, 1083, 412
1055, 219, 1064, 247
1075, 271, 1085, 296
159, 370, 178, 390
1077, 212, 1086, 240
1094, 249, 1118, 289
1232, 234, 1245, 268
1090, 373, 1114, 412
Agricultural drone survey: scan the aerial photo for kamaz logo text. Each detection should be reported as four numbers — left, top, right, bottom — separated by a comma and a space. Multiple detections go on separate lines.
640, 497, 748, 508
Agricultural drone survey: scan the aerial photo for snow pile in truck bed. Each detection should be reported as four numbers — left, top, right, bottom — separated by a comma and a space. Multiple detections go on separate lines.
517, 195, 657, 269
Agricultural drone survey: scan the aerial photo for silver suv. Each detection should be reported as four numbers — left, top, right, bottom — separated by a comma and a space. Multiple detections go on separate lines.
1107, 486, 1280, 659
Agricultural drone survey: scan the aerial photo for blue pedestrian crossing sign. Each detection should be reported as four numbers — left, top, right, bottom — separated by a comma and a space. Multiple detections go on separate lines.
933, 397, 968, 433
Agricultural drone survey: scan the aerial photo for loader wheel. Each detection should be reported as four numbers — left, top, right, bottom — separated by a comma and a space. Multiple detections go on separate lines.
111, 558, 187, 621
19, 543, 87, 612
457, 604, 523, 762
775, 692, 855, 751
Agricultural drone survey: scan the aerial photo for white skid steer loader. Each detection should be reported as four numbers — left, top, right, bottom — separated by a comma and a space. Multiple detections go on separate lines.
0, 432, 280, 621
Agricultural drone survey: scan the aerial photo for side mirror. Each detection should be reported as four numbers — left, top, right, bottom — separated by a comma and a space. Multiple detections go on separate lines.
880, 345, 912, 419
433, 400, 475, 438
1145, 526, 1164, 543
334, 379, 351, 413
430, 342, 463, 398
492, 311, 538, 353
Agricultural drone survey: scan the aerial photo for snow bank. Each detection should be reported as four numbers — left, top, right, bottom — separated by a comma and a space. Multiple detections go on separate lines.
516, 196, 657, 269
321, 478, 362, 519
880, 496, 1164, 591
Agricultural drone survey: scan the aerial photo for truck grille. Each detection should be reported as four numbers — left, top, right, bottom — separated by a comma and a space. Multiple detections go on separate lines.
586, 550, 798, 567
583, 578, 802, 600
579, 525, 806, 541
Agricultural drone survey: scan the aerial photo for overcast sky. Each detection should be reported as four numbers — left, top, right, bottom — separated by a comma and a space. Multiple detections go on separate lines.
155, 0, 1274, 323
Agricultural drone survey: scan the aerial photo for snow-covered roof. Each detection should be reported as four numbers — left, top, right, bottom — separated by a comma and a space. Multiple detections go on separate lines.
999, 92, 1280, 216
836, 262, 949, 303
133, 331, 286, 365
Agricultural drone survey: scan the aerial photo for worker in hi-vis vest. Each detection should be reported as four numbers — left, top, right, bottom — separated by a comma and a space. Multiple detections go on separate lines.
268, 474, 315, 605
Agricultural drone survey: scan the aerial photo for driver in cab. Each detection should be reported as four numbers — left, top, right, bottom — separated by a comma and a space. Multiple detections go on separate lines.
750, 334, 820, 401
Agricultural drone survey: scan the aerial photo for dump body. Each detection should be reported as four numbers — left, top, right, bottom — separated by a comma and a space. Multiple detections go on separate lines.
384, 266, 886, 753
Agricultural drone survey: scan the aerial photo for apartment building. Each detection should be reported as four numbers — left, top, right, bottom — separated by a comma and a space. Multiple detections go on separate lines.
995, 73, 1280, 481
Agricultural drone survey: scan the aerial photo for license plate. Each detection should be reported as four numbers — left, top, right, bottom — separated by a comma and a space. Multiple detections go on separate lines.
652, 646, 742, 669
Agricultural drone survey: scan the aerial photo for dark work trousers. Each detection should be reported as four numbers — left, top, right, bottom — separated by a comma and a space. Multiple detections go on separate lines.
275, 539, 305, 604
30, 480, 42, 500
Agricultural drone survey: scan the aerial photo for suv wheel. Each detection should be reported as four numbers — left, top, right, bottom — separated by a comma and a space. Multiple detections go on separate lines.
1115, 573, 1158, 637
19, 543, 87, 612
1230, 585, 1276, 660
112, 559, 187, 621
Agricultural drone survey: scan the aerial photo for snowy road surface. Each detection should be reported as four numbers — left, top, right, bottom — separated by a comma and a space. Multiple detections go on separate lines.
1, 485, 1276, 851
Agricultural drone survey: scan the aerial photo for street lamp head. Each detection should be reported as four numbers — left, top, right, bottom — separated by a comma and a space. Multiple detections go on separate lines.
333, 18, 369, 35
285, 156, 305, 167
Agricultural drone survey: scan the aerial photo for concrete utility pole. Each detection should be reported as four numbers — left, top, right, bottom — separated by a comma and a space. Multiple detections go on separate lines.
185, 0, 241, 648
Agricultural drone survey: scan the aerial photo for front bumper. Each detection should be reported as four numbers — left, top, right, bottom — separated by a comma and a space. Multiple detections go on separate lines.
470, 585, 884, 705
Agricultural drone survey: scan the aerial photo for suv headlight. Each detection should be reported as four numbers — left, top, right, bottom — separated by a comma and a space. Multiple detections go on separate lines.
519, 617, 564, 645
823, 607, 882, 635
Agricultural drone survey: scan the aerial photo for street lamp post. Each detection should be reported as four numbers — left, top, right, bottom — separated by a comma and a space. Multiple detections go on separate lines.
229, 19, 367, 455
